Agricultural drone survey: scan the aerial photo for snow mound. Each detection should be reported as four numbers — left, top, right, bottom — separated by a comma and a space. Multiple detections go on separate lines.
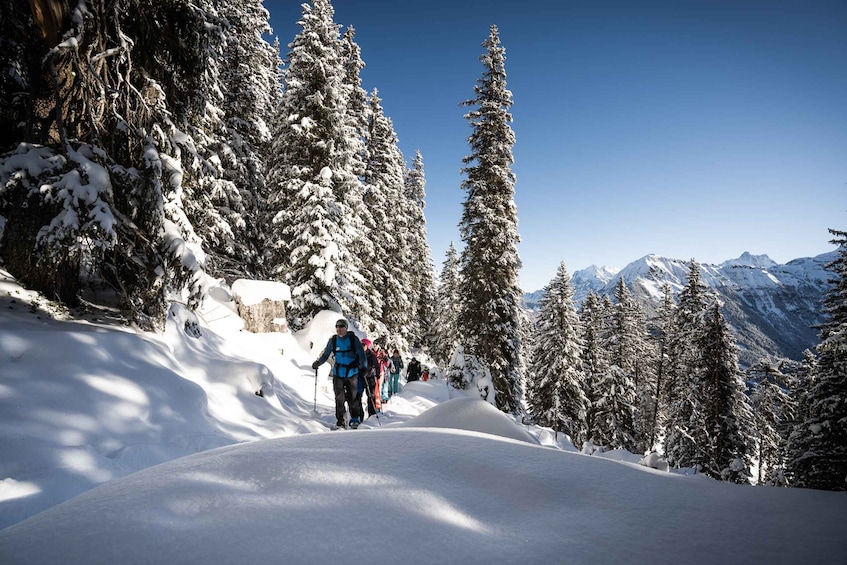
399, 397, 539, 444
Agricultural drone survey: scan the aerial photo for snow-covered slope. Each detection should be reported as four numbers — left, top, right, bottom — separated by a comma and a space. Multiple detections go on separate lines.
525, 252, 833, 365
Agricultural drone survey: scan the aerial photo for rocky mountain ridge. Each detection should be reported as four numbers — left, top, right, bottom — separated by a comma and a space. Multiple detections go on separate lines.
524, 251, 834, 366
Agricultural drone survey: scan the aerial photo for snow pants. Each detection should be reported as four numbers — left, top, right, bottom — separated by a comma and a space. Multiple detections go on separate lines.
388, 372, 400, 396
333, 374, 363, 425
380, 375, 389, 401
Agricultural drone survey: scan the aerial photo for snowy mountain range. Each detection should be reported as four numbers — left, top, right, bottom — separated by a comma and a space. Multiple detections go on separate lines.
524, 251, 835, 366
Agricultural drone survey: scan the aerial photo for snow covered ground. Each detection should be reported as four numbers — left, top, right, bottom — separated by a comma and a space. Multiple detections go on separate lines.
1, 268, 845, 564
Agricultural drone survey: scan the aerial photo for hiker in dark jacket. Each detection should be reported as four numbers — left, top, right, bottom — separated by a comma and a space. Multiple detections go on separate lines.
313, 318, 367, 429
360, 339, 380, 417
407, 357, 422, 382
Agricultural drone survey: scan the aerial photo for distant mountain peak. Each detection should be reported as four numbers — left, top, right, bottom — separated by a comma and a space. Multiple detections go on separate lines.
524, 251, 832, 365
721, 252, 777, 269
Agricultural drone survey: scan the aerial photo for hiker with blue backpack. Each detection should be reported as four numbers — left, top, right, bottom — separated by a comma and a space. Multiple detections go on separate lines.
312, 318, 367, 429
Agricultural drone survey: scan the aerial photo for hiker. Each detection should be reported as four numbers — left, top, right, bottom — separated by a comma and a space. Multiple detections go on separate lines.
312, 318, 367, 429
421, 365, 430, 382
407, 357, 422, 382
360, 339, 380, 418
373, 342, 389, 406
387, 348, 403, 399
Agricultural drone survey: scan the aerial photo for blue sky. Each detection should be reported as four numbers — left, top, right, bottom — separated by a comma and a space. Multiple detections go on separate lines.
265, 0, 847, 291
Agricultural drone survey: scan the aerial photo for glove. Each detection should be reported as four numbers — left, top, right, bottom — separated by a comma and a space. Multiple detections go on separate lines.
312, 361, 319, 370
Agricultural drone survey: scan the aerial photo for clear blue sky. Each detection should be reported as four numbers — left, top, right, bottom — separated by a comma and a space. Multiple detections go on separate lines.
265, 0, 847, 291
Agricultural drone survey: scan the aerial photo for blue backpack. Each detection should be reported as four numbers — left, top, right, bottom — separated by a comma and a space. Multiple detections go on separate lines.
332, 333, 363, 378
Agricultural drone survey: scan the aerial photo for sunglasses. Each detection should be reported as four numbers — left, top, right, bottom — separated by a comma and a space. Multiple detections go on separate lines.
335, 325, 346, 328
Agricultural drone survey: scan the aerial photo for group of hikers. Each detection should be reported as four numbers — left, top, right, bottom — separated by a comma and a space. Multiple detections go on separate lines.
312, 318, 430, 430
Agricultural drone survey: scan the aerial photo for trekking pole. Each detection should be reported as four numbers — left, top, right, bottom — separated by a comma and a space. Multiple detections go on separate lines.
313, 368, 319, 417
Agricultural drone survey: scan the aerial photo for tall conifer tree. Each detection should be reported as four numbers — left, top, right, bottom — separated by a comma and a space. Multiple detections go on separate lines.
787, 227, 847, 490
611, 278, 656, 451
698, 303, 753, 483
404, 150, 436, 346
457, 25, 525, 415
364, 89, 410, 340
580, 292, 612, 447
664, 260, 712, 469
748, 360, 795, 485
526, 263, 588, 444
433, 242, 461, 366
266, 0, 369, 329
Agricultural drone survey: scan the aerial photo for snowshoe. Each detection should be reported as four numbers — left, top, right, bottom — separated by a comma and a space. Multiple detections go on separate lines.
349, 418, 360, 429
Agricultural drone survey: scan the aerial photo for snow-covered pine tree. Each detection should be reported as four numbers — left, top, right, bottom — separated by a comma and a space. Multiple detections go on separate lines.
585, 291, 637, 452
457, 25, 526, 415
265, 0, 370, 329
526, 263, 588, 444
579, 292, 612, 448
611, 278, 656, 452
663, 259, 712, 470
648, 283, 676, 449
787, 227, 847, 490
339, 26, 383, 335
197, 0, 279, 281
748, 360, 796, 485
446, 345, 495, 405
0, 0, 219, 327
433, 242, 462, 367
404, 150, 436, 347
363, 88, 409, 342
698, 303, 753, 483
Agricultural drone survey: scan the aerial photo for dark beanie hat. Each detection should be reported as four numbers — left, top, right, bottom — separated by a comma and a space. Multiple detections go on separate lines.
336, 318, 348, 328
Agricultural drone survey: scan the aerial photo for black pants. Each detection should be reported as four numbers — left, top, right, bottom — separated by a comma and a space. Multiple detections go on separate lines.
333, 374, 363, 425
363, 375, 378, 416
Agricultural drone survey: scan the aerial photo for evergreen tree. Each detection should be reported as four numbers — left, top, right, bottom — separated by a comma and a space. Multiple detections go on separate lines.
748, 360, 796, 485
340, 26, 382, 334
446, 345, 495, 405
610, 278, 656, 452
787, 227, 847, 490
457, 25, 526, 415
526, 263, 588, 444
433, 242, 461, 367
663, 259, 712, 470
404, 150, 436, 347
698, 303, 753, 483
0, 0, 224, 327
265, 0, 370, 329
580, 292, 612, 448
363, 89, 409, 341
648, 283, 676, 450
199, 0, 279, 281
